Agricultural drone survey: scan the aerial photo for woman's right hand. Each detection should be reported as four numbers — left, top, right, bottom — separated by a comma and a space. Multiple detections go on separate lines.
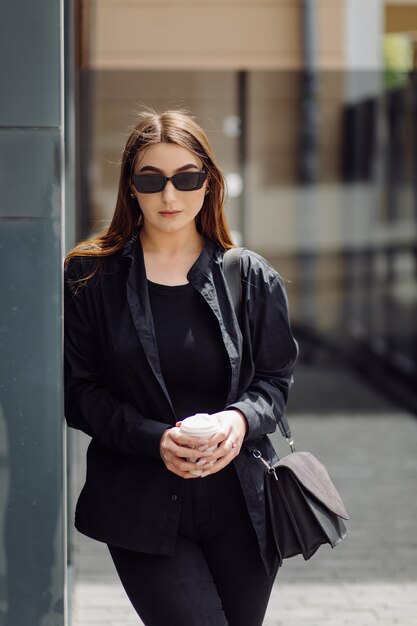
159, 428, 213, 478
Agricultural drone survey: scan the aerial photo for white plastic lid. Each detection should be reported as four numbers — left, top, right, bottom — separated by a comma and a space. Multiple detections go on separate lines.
180, 413, 219, 437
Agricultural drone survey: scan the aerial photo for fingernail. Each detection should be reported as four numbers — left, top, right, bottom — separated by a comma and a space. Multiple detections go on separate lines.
197, 445, 208, 452
200, 470, 211, 478
197, 458, 209, 466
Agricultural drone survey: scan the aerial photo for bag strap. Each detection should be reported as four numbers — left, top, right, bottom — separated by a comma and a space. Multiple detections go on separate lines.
223, 247, 244, 320
222, 247, 295, 450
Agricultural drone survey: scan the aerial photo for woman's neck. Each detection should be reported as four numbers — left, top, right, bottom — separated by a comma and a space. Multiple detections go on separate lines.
139, 226, 204, 285
140, 225, 203, 256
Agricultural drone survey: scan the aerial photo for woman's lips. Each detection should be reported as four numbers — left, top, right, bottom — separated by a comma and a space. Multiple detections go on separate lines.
159, 211, 181, 218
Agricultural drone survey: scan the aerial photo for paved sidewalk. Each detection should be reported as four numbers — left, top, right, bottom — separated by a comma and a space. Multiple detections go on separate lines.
71, 411, 417, 625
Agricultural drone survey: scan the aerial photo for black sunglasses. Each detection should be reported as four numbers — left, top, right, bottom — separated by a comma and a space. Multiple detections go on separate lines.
131, 171, 207, 194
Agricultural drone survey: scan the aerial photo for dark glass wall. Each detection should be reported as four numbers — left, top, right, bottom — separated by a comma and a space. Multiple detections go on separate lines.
0, 1, 67, 624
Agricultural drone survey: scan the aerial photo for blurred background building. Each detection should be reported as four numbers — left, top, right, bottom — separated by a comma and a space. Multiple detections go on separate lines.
75, 0, 417, 414
1, 1, 417, 625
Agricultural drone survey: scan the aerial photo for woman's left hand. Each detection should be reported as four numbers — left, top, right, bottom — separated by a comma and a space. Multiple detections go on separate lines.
176, 409, 247, 477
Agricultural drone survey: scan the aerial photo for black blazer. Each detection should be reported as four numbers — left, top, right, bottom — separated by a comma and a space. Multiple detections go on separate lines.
64, 235, 298, 577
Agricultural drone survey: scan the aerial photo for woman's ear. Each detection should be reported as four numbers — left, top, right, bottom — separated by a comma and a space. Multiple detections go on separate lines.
204, 173, 210, 195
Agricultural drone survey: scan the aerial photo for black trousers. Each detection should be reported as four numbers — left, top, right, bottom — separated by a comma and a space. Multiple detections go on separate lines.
108, 464, 277, 626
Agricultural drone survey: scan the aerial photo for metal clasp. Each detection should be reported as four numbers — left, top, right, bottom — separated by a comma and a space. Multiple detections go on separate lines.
287, 437, 296, 453
252, 449, 274, 472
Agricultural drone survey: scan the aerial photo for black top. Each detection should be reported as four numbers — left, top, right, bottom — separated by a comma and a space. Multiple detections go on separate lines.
147, 280, 229, 420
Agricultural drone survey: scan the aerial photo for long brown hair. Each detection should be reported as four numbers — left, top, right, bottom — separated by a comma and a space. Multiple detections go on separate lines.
66, 109, 234, 265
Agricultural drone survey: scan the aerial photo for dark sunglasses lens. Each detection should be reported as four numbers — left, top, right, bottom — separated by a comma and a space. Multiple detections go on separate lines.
172, 172, 206, 191
132, 175, 165, 193
132, 171, 207, 193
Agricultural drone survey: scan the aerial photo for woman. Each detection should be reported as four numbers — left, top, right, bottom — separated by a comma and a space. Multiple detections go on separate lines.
65, 109, 298, 626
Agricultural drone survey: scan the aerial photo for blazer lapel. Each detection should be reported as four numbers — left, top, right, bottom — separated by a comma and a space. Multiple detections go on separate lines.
188, 247, 242, 407
122, 233, 175, 417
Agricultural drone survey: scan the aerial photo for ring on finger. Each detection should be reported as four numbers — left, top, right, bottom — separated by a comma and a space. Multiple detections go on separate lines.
228, 438, 237, 449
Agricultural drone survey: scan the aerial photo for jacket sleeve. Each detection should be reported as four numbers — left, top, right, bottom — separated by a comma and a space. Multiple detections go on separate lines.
64, 264, 170, 457
226, 254, 299, 443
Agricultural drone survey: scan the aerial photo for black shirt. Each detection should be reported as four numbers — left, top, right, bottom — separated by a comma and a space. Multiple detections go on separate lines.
147, 280, 229, 421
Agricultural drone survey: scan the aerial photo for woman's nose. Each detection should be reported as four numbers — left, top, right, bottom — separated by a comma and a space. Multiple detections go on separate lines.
161, 180, 177, 200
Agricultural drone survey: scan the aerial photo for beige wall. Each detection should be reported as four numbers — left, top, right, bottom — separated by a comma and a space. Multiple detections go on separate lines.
386, 0, 417, 5
386, 4, 417, 32
82, 0, 345, 70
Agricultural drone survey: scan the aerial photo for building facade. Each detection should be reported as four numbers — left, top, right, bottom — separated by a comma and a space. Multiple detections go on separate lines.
75, 0, 417, 414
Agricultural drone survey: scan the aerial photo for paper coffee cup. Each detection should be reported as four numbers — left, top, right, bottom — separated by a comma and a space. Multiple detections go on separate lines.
180, 413, 219, 476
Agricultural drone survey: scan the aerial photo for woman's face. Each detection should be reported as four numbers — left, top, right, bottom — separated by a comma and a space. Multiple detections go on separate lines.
131, 143, 208, 238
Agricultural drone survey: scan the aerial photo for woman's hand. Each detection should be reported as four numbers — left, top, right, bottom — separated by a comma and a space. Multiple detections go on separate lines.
176, 409, 248, 478
159, 427, 214, 479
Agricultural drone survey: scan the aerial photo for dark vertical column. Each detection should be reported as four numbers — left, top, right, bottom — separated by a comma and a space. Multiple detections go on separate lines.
297, 0, 319, 338
386, 87, 406, 222
299, 0, 319, 185
0, 1, 67, 625
237, 70, 248, 245
64, 1, 76, 622
77, 68, 96, 240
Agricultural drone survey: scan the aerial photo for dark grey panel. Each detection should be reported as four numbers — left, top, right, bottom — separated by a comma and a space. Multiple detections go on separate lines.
0, 129, 61, 218
0, 218, 64, 625
0, 1, 60, 126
